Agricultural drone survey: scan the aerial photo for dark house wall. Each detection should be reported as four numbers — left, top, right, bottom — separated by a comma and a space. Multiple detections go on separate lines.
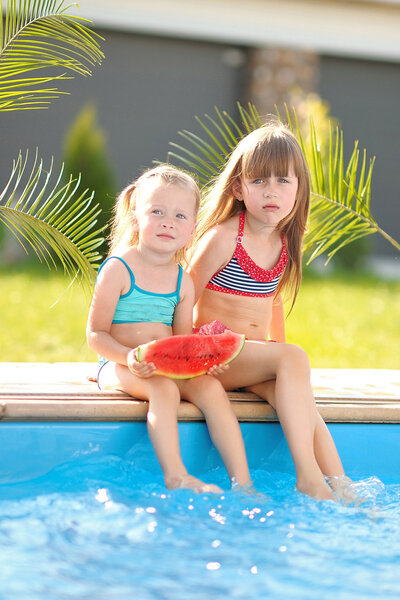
1, 25, 399, 258
0, 28, 246, 192
319, 56, 400, 257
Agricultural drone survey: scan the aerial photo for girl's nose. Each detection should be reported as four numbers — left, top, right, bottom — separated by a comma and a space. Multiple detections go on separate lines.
264, 188, 278, 198
263, 180, 276, 196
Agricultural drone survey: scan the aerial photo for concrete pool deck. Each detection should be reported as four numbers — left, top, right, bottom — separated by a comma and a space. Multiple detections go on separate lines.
0, 363, 399, 423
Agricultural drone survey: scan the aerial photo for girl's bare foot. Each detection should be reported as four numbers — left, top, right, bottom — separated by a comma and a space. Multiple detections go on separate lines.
166, 474, 222, 494
326, 475, 366, 506
231, 477, 264, 497
296, 475, 336, 501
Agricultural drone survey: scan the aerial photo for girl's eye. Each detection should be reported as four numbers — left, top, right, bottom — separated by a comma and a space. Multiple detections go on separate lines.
254, 178, 264, 184
176, 213, 186, 220
279, 177, 289, 183
152, 209, 162, 215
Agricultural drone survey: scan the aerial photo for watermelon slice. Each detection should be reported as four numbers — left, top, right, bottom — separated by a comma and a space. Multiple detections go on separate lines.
136, 330, 245, 379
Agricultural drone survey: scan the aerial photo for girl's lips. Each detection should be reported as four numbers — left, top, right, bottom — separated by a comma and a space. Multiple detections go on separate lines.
157, 233, 175, 239
263, 204, 279, 210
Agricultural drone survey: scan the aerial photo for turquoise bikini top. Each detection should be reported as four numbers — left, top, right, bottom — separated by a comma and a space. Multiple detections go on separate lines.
97, 256, 183, 326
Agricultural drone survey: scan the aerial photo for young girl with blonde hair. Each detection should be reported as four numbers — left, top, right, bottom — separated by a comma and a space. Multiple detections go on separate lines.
87, 165, 251, 494
189, 118, 348, 500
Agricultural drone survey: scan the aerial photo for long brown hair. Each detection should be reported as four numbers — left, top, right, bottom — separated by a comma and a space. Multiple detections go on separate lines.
108, 164, 201, 263
195, 118, 310, 309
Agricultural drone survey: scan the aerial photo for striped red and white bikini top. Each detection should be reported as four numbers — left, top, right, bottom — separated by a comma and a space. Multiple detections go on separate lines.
205, 211, 288, 297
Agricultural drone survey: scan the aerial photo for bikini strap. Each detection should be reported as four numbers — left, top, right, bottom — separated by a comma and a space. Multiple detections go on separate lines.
96, 256, 135, 293
176, 264, 183, 298
236, 211, 245, 245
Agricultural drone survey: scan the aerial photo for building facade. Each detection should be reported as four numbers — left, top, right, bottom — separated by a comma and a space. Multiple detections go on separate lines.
1, 0, 399, 258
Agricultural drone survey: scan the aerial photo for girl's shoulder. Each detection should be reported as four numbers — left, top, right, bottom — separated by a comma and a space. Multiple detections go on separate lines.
218, 213, 240, 232
193, 216, 239, 268
202, 214, 240, 246
97, 249, 135, 285
117, 246, 137, 262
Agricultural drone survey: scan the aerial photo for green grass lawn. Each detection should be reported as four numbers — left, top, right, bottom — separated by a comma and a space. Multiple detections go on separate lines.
1, 262, 399, 368
0, 262, 96, 363
286, 271, 400, 369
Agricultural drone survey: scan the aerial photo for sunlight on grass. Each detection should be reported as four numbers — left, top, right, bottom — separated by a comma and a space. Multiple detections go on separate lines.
286, 272, 400, 369
1, 263, 399, 368
0, 263, 96, 362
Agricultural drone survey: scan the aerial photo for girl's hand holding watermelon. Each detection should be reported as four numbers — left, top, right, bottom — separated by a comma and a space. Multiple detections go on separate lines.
204, 363, 229, 376
127, 348, 156, 379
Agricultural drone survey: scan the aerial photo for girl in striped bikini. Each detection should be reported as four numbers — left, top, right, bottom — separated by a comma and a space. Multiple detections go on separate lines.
189, 118, 350, 501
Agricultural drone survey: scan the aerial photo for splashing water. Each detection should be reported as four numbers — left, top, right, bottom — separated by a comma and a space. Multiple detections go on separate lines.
0, 455, 399, 600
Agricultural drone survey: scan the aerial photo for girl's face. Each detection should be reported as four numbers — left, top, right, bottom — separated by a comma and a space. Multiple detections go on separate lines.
233, 166, 298, 228
134, 181, 197, 254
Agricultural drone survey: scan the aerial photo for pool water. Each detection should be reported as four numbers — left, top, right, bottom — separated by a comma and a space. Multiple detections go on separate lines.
0, 422, 399, 600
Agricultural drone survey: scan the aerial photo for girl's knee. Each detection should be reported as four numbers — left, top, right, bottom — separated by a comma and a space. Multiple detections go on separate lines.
184, 375, 227, 406
189, 375, 224, 395
281, 344, 310, 371
147, 376, 180, 404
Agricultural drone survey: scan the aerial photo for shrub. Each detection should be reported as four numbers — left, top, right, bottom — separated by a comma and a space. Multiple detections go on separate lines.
62, 103, 117, 257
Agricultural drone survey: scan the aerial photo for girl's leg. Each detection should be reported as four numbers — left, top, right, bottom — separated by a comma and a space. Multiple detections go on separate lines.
178, 376, 251, 487
247, 379, 344, 477
214, 342, 335, 500
99, 362, 221, 493
313, 417, 345, 476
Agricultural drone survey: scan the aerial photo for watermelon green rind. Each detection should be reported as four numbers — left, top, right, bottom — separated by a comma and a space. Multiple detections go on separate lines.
136, 330, 245, 379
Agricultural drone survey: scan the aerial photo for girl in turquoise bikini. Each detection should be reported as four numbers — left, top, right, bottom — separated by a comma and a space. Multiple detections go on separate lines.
87, 165, 250, 494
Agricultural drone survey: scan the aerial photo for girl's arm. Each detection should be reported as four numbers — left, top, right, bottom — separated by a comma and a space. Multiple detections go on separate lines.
173, 270, 230, 376
172, 271, 196, 335
86, 260, 133, 365
269, 295, 286, 342
188, 226, 235, 302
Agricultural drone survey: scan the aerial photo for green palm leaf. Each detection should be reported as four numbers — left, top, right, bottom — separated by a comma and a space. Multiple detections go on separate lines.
168, 103, 400, 262
280, 104, 400, 261
0, 1, 105, 288
0, 0, 104, 111
0, 150, 104, 286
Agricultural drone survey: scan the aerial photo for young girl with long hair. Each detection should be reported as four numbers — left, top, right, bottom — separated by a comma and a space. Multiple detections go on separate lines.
189, 118, 348, 500
87, 165, 251, 494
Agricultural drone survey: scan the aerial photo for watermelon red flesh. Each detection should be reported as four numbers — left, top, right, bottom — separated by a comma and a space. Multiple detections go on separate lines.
135, 330, 245, 379
197, 319, 228, 335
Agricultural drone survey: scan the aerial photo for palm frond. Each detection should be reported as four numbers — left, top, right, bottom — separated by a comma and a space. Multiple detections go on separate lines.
285, 104, 399, 260
0, 0, 103, 111
168, 102, 400, 261
0, 150, 104, 286
168, 108, 245, 187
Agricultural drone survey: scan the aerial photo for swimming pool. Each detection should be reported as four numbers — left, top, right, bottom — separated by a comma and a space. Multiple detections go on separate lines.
1, 421, 399, 599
